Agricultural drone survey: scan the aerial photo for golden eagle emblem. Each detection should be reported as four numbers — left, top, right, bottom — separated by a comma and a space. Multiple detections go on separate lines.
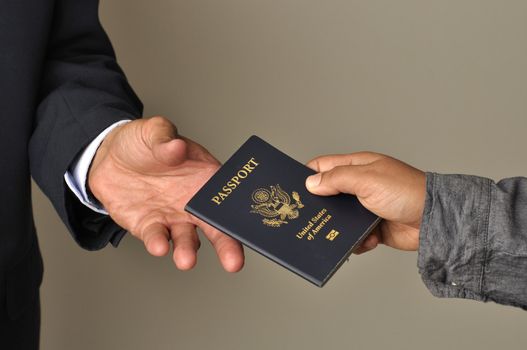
250, 184, 305, 227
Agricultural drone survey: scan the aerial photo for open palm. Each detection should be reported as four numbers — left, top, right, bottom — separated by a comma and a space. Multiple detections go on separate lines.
88, 117, 244, 272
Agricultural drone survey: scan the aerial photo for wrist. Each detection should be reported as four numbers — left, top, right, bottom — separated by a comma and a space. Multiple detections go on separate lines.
409, 171, 427, 230
87, 124, 124, 203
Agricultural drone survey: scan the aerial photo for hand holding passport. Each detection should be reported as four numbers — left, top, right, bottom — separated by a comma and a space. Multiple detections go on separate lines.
185, 136, 425, 286
305, 151, 425, 255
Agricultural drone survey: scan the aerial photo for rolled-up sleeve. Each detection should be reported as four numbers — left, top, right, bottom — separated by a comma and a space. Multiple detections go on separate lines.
418, 172, 527, 309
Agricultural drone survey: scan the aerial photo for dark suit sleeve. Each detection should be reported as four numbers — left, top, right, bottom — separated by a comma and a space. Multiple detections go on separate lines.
29, 0, 143, 250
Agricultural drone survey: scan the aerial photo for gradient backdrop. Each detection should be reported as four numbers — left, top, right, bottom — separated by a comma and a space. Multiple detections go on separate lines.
34, 1, 527, 349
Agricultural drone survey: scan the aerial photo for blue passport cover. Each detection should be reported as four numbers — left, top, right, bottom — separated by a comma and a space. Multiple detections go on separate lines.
185, 136, 380, 287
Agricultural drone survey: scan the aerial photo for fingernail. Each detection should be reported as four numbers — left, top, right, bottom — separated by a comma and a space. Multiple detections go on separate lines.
306, 173, 322, 189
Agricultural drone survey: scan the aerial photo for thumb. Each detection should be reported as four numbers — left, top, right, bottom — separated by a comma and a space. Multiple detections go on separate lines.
152, 138, 187, 167
305, 165, 364, 196
143, 117, 187, 166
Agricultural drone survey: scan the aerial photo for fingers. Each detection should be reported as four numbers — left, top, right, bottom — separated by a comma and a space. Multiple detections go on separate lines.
171, 223, 201, 270
198, 221, 245, 273
306, 152, 385, 172
142, 222, 171, 257
353, 230, 380, 255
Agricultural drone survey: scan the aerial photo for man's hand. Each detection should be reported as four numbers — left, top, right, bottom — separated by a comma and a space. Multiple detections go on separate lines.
305, 152, 426, 254
88, 116, 244, 272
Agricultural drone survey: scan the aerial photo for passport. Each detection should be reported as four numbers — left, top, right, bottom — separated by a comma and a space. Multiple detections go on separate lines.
185, 136, 380, 287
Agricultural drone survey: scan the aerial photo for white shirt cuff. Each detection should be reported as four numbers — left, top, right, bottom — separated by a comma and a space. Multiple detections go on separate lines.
64, 120, 131, 215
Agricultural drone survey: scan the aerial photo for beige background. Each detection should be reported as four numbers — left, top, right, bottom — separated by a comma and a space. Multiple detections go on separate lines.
33, 1, 526, 349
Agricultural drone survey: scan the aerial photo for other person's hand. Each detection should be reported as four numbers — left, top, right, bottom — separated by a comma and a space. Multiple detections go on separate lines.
305, 152, 426, 254
88, 116, 244, 272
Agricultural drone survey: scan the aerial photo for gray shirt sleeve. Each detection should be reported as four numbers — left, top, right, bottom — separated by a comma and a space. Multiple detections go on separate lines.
418, 172, 527, 309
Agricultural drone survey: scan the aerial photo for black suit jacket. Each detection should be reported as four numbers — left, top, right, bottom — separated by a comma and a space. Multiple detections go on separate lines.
0, 0, 142, 321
